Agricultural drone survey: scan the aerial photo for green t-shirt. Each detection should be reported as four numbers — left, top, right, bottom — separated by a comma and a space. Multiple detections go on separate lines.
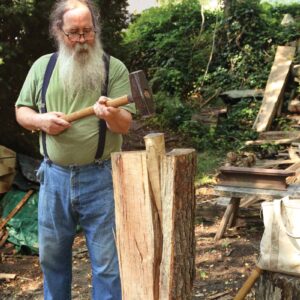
16, 53, 135, 166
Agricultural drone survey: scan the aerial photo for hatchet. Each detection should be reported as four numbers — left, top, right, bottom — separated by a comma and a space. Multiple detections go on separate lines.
62, 70, 154, 122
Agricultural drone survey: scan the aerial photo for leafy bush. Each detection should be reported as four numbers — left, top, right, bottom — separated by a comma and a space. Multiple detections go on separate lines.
124, 0, 300, 153
123, 0, 217, 97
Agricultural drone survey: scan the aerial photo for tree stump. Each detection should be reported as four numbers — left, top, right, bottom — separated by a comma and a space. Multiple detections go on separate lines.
111, 133, 197, 300
256, 271, 300, 300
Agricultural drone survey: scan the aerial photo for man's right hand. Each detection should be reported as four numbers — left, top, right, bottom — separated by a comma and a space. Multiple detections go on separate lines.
15, 106, 71, 135
38, 112, 71, 135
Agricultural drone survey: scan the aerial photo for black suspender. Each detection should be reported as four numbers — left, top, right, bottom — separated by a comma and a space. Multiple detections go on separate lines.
40, 52, 110, 162
95, 53, 110, 160
41, 52, 58, 160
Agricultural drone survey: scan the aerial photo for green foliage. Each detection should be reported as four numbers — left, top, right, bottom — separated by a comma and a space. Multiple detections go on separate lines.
151, 91, 192, 129
196, 151, 224, 185
123, 0, 216, 97
124, 0, 300, 159
214, 99, 260, 150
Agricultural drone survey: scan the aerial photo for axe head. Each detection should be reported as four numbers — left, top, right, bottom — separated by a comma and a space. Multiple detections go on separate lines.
129, 70, 155, 116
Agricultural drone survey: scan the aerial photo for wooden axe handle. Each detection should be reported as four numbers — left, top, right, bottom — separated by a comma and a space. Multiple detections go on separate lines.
233, 266, 262, 300
62, 95, 130, 123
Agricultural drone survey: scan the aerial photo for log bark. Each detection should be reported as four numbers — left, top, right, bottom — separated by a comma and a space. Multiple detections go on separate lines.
256, 271, 300, 300
160, 149, 197, 300
111, 138, 196, 300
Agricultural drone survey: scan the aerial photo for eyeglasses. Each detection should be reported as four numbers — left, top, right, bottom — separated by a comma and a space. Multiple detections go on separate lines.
62, 28, 96, 42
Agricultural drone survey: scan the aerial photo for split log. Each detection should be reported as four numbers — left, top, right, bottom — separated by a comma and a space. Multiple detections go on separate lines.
112, 150, 157, 300
160, 149, 197, 300
253, 46, 296, 132
112, 134, 196, 300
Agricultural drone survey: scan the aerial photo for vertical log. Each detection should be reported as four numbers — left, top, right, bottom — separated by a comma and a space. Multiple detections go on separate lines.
112, 151, 156, 300
160, 149, 197, 300
112, 140, 197, 300
144, 133, 165, 300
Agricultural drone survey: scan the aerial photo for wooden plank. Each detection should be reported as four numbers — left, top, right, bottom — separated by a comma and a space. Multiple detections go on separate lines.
253, 46, 296, 132
258, 131, 300, 140
245, 138, 300, 146
214, 197, 240, 241
218, 167, 295, 190
220, 89, 264, 99
286, 162, 300, 172
0, 273, 17, 280
219, 166, 294, 176
214, 185, 297, 198
255, 159, 300, 168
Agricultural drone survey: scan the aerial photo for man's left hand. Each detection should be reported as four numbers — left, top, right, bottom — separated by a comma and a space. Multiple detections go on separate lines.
93, 96, 132, 134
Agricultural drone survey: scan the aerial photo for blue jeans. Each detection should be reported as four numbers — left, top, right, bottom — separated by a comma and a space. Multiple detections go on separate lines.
37, 159, 121, 300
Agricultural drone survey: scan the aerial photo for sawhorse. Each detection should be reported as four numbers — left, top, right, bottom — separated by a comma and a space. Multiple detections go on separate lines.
213, 185, 300, 240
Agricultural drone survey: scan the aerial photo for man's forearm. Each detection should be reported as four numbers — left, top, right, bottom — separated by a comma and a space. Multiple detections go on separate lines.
15, 106, 71, 135
105, 108, 132, 134
15, 106, 42, 131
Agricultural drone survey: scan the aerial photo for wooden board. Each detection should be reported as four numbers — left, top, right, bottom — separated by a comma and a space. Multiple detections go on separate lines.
217, 166, 295, 190
258, 131, 300, 140
253, 46, 296, 132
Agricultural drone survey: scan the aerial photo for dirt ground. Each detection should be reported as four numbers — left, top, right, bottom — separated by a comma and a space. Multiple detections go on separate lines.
0, 190, 263, 300
0, 122, 264, 299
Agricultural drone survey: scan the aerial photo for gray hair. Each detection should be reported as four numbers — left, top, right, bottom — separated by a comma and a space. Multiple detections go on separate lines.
49, 0, 101, 42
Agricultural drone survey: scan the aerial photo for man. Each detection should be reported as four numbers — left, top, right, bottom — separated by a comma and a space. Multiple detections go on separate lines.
15, 0, 135, 299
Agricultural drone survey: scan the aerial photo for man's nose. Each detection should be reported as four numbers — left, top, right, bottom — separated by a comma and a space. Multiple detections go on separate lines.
78, 34, 86, 43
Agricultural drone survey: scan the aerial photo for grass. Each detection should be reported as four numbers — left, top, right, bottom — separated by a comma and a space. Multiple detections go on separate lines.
196, 150, 225, 185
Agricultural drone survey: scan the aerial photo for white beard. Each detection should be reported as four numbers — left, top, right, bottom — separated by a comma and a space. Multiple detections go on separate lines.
57, 39, 105, 97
